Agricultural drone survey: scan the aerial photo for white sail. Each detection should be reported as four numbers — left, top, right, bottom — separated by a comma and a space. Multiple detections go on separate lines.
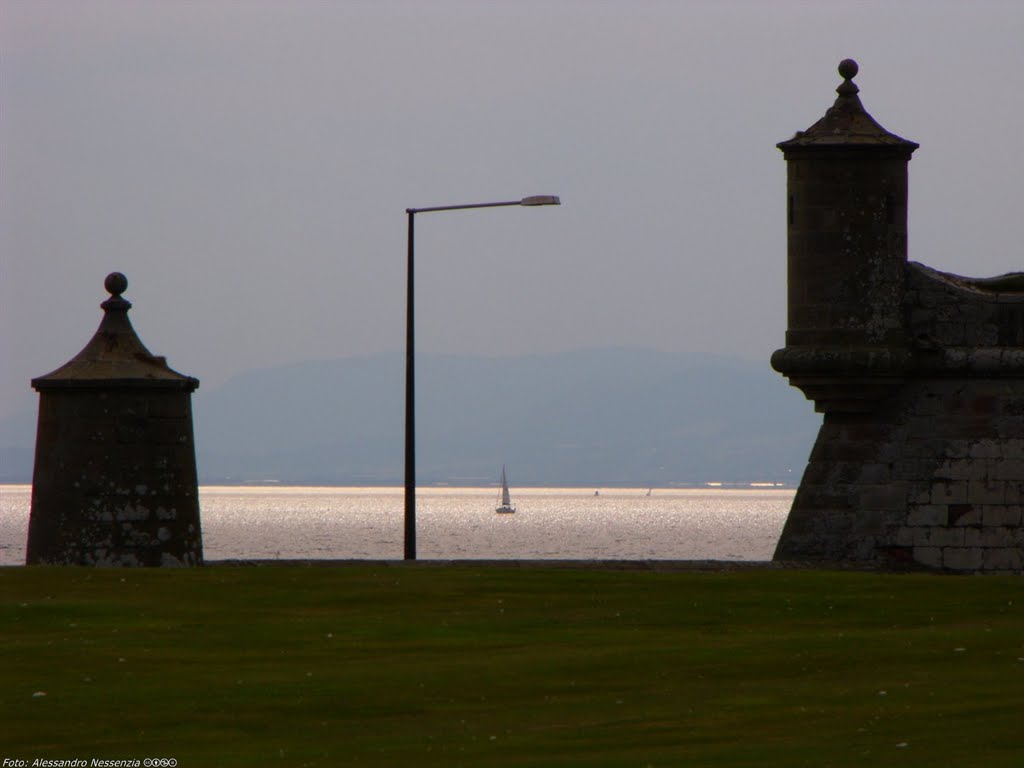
500, 466, 511, 506
496, 465, 515, 513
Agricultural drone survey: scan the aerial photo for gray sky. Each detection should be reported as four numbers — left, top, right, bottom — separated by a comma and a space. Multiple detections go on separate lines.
2, 0, 1022, 420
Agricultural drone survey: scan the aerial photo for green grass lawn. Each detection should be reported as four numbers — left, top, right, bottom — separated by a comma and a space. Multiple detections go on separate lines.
1, 564, 1022, 767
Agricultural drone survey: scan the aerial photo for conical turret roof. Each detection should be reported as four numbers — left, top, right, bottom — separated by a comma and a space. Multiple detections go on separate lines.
32, 272, 199, 390
778, 59, 919, 153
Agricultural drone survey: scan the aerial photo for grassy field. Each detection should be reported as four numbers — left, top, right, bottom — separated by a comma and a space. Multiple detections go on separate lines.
1, 564, 1022, 767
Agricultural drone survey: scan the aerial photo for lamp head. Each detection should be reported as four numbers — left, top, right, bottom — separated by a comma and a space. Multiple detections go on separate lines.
520, 195, 561, 206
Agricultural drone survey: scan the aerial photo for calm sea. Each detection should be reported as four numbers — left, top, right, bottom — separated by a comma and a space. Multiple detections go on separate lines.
0, 485, 793, 565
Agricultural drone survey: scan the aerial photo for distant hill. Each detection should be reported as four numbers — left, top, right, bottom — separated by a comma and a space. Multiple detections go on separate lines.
191, 348, 820, 486
0, 348, 821, 486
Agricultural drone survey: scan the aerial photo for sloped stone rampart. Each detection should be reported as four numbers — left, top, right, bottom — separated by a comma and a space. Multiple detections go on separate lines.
776, 378, 1024, 573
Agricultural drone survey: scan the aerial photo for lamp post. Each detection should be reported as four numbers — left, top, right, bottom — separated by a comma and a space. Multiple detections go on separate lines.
404, 195, 561, 560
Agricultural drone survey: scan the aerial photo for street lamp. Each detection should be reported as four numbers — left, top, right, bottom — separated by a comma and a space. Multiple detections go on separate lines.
404, 195, 561, 560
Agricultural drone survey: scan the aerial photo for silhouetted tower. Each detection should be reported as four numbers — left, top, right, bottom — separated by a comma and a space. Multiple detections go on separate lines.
27, 273, 203, 566
773, 58, 919, 413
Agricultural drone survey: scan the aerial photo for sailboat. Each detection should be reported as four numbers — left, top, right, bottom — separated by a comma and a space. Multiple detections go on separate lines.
496, 465, 516, 514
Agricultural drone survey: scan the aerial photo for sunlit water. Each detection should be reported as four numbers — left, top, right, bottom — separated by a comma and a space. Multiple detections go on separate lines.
0, 485, 793, 565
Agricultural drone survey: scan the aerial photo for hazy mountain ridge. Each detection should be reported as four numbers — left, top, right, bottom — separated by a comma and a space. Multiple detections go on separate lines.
194, 348, 818, 485
0, 348, 820, 486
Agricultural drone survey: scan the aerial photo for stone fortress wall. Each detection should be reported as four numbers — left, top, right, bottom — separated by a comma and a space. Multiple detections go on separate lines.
772, 60, 1024, 572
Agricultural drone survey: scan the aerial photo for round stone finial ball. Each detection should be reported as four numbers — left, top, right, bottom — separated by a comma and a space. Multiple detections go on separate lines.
105, 272, 128, 297
838, 58, 859, 80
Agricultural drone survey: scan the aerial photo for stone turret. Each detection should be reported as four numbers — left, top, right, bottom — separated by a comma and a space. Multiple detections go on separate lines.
772, 61, 1024, 572
772, 59, 918, 413
27, 273, 203, 566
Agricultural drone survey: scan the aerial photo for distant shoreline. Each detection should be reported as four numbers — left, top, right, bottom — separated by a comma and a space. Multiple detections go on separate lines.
1, 482, 797, 491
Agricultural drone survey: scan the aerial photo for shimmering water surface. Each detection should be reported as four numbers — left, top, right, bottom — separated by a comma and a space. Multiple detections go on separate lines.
0, 485, 793, 565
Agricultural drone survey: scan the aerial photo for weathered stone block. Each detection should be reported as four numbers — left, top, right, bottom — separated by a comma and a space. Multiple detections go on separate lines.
975, 526, 1017, 548
913, 546, 943, 568
968, 479, 1006, 504
935, 459, 984, 481
860, 484, 907, 511
853, 510, 884, 535
1003, 483, 1023, 503
860, 462, 893, 483
982, 506, 1023, 527
942, 547, 984, 571
911, 486, 935, 505
906, 505, 948, 527
969, 439, 1002, 459
915, 527, 965, 548
931, 481, 968, 505
945, 440, 972, 459
1001, 437, 1024, 458
993, 459, 1024, 480
982, 548, 1023, 571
